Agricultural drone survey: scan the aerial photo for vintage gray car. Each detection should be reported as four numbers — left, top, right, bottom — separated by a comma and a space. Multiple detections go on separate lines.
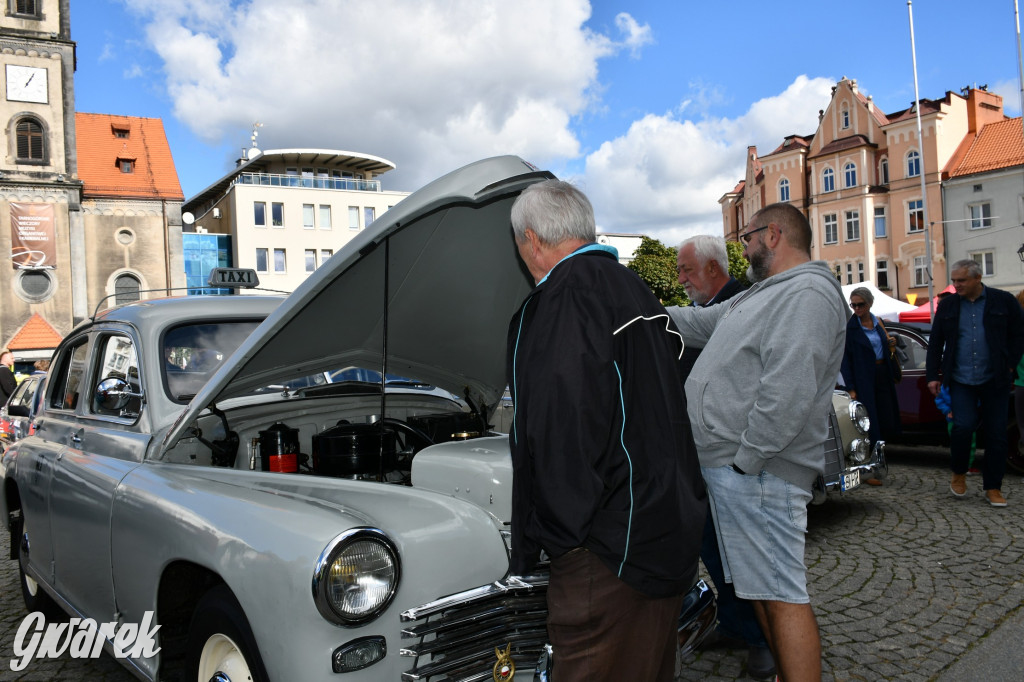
815, 390, 887, 503
1, 156, 714, 682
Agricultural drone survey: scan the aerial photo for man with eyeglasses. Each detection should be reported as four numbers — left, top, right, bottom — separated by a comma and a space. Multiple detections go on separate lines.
667, 203, 846, 682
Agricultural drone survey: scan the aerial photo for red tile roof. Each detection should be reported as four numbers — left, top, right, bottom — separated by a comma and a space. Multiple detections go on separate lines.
853, 89, 890, 128
948, 117, 1024, 177
7, 313, 62, 351
766, 134, 813, 157
809, 134, 877, 159
75, 113, 184, 200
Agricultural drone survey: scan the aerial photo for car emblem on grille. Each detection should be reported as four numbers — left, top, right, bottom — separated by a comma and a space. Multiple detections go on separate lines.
493, 643, 515, 680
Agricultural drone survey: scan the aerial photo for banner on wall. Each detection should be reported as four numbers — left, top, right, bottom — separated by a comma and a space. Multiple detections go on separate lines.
10, 202, 56, 269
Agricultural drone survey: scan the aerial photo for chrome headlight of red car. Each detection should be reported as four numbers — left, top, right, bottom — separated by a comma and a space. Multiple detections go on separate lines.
313, 527, 401, 626
848, 400, 870, 434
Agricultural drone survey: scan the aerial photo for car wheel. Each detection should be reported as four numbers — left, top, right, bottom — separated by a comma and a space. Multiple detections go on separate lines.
17, 513, 61, 618
186, 585, 269, 682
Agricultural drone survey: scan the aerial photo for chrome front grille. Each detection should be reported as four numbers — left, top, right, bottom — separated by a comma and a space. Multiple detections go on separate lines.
400, 574, 549, 682
822, 406, 843, 477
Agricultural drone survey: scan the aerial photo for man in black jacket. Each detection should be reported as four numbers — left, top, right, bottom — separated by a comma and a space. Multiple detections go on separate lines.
926, 259, 1024, 506
0, 350, 17, 405
506, 180, 706, 682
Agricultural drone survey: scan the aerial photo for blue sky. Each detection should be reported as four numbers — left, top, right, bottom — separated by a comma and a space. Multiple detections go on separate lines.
71, 0, 1022, 245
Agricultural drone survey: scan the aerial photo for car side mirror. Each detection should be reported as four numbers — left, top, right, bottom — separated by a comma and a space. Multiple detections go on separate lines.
95, 377, 144, 412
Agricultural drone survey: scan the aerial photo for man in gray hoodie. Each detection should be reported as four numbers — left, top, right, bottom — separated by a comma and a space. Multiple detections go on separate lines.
668, 202, 846, 682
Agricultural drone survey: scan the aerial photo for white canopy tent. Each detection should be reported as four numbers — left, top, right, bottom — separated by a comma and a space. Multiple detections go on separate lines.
840, 281, 916, 322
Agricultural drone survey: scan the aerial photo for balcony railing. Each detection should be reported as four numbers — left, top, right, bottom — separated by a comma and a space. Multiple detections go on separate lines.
233, 172, 381, 192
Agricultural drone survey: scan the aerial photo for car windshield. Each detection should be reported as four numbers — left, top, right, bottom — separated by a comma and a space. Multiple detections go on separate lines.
163, 320, 263, 402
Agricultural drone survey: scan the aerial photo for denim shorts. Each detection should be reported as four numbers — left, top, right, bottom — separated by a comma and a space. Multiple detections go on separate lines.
701, 464, 812, 603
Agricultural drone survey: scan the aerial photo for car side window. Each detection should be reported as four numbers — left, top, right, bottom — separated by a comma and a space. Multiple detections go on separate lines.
48, 338, 90, 411
92, 334, 141, 419
893, 332, 925, 370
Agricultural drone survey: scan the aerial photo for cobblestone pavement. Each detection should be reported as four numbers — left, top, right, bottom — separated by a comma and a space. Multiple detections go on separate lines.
678, 445, 1024, 681
0, 446, 1021, 681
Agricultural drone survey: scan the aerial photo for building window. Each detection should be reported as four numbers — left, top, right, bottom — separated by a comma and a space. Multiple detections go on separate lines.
969, 202, 992, 229
846, 262, 854, 285
271, 202, 284, 227
874, 207, 887, 238
822, 168, 835, 193
907, 150, 921, 178
845, 210, 860, 241
320, 249, 333, 265
273, 248, 286, 273
364, 207, 376, 227
908, 200, 924, 233
302, 204, 315, 229
119, 159, 134, 173
255, 248, 268, 272
971, 251, 995, 276
877, 260, 889, 289
843, 162, 857, 188
319, 205, 332, 229
305, 249, 316, 272
823, 214, 838, 244
12, 0, 39, 17
857, 261, 864, 282
841, 105, 850, 129
114, 274, 141, 304
880, 158, 889, 184
15, 117, 44, 161
349, 206, 359, 230
913, 256, 928, 287
113, 127, 129, 139
778, 178, 790, 202
254, 202, 266, 227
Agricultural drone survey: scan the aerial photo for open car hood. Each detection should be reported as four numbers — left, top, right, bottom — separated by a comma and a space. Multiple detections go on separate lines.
166, 156, 553, 445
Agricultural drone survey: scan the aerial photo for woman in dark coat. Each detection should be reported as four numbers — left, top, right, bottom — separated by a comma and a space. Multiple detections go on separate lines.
840, 287, 901, 483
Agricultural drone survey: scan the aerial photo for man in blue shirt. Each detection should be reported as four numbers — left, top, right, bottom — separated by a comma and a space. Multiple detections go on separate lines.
926, 259, 1024, 506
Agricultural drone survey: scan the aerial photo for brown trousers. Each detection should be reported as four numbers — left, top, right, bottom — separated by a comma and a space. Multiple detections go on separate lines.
547, 548, 684, 682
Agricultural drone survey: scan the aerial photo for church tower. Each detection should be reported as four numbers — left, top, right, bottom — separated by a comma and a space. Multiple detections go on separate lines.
0, 0, 82, 352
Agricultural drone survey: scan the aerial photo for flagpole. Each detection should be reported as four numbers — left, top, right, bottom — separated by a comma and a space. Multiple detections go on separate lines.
907, 0, 935, 321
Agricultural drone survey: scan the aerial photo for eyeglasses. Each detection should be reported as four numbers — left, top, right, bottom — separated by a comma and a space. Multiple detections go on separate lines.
850, 301, 868, 309
740, 225, 769, 244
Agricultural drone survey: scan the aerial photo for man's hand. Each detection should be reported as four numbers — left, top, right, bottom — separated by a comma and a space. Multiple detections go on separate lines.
848, 390, 857, 400
927, 380, 941, 397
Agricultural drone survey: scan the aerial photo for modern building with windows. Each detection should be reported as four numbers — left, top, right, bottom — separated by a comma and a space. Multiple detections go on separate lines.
720, 77, 1007, 302
182, 148, 409, 294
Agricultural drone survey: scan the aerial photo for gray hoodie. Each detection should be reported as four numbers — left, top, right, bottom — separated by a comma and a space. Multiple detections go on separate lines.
667, 261, 846, 491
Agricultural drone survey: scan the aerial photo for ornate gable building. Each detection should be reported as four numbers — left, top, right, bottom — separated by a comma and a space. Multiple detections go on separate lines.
721, 77, 1007, 302
0, 1, 183, 366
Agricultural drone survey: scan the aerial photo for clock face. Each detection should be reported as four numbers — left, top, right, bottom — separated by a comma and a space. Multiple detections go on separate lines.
6, 65, 47, 104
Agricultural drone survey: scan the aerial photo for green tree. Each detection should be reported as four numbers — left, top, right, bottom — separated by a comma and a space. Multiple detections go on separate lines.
627, 237, 687, 306
726, 240, 751, 288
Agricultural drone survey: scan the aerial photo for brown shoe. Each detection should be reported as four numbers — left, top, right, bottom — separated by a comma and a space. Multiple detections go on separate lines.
950, 473, 967, 497
985, 489, 1007, 507
866, 478, 883, 486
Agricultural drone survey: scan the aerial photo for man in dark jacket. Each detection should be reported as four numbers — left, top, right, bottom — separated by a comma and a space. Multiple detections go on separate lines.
676, 235, 774, 679
506, 180, 706, 682
926, 259, 1024, 507
0, 350, 17, 405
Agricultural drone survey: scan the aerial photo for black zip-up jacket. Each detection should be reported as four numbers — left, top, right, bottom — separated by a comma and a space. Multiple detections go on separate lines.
925, 285, 1024, 388
506, 245, 706, 598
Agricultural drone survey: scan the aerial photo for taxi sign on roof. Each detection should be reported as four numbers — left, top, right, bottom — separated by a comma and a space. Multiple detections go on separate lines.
207, 268, 260, 288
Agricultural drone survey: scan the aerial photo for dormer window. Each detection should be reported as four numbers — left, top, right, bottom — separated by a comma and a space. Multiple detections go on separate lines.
118, 158, 135, 173
113, 128, 129, 139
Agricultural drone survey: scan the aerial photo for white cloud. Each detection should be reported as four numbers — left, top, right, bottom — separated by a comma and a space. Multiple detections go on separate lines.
582, 75, 835, 246
991, 79, 1021, 116
122, 0, 642, 190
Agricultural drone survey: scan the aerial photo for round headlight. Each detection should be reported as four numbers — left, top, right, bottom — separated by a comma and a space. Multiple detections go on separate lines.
313, 528, 401, 626
848, 438, 872, 464
848, 400, 871, 434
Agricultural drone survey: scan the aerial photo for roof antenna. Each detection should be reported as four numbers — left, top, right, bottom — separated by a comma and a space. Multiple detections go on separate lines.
246, 122, 263, 160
